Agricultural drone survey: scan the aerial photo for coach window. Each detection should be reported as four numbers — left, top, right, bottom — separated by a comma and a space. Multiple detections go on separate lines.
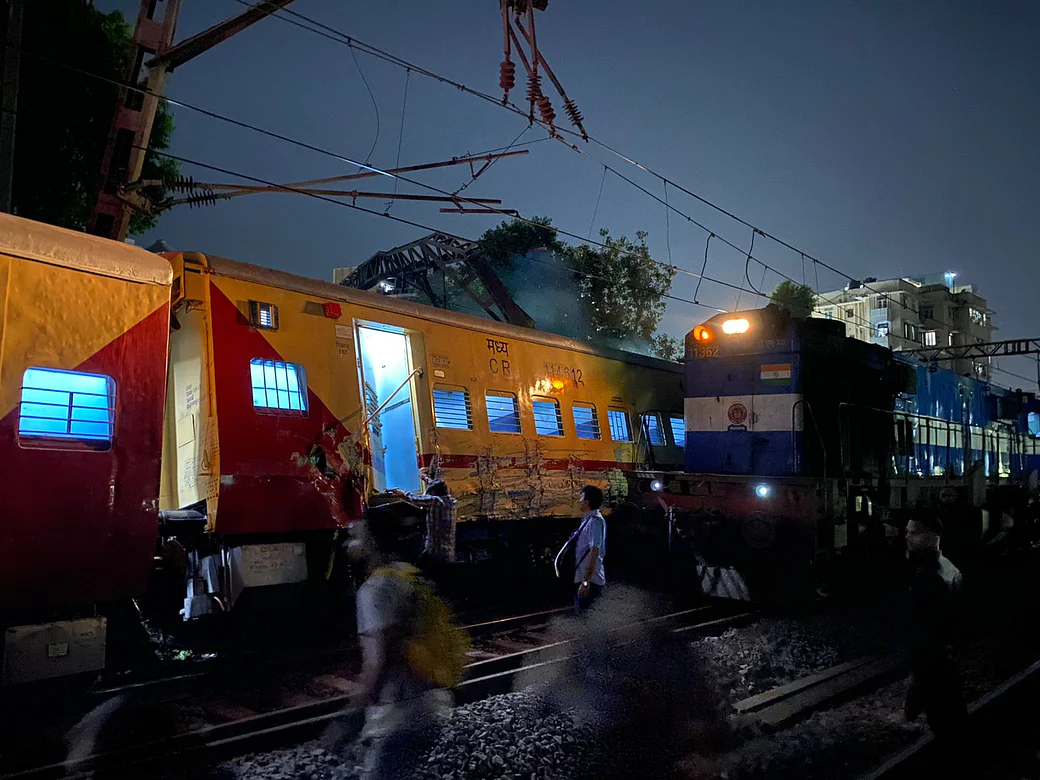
18, 367, 115, 451
668, 415, 685, 448
486, 391, 522, 434
250, 358, 308, 415
532, 397, 564, 436
573, 402, 602, 440
607, 408, 632, 442
432, 385, 472, 430
641, 413, 666, 446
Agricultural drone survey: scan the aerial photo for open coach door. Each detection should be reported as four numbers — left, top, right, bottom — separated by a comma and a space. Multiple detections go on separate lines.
355, 323, 423, 494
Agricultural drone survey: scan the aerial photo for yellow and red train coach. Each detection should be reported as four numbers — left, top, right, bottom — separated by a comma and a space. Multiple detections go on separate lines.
159, 251, 685, 617
0, 214, 171, 684
1, 213, 685, 681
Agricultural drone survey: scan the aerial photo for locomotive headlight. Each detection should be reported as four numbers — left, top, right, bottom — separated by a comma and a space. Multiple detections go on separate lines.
755, 483, 771, 499
722, 318, 750, 335
650, 479, 664, 492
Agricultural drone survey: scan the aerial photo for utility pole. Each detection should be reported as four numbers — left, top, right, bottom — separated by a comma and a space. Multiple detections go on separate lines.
88, 0, 295, 242
0, 0, 24, 214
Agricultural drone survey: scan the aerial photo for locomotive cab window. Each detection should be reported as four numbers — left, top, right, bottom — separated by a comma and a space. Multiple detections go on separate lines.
433, 386, 472, 430
18, 367, 115, 450
641, 413, 666, 446
250, 359, 308, 414
573, 403, 601, 440
607, 408, 632, 442
486, 392, 522, 434
532, 397, 564, 436
668, 415, 685, 448
1029, 412, 1040, 439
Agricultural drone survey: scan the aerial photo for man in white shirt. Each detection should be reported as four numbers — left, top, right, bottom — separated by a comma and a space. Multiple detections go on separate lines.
573, 485, 607, 613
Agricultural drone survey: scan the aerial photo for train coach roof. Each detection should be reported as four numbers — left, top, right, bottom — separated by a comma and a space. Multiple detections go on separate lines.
188, 252, 681, 373
0, 214, 172, 286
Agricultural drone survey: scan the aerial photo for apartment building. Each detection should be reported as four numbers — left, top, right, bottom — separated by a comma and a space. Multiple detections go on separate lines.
814, 273, 995, 380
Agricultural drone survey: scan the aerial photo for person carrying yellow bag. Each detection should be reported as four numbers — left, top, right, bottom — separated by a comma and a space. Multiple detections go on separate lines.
343, 506, 469, 780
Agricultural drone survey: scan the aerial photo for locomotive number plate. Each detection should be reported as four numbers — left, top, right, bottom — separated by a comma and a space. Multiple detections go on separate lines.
690, 344, 719, 359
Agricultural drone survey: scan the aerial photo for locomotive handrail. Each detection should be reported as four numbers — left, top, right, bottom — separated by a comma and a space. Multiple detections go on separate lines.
792, 399, 827, 479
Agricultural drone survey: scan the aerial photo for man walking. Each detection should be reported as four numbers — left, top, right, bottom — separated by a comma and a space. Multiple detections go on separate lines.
903, 508, 967, 745
573, 485, 607, 613
345, 507, 453, 780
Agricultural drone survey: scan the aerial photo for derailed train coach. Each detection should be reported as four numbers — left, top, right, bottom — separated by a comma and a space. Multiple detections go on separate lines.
0, 214, 685, 683
626, 304, 1040, 601
157, 251, 685, 620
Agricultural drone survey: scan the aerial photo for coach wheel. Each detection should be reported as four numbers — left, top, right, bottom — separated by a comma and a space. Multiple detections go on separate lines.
740, 512, 776, 551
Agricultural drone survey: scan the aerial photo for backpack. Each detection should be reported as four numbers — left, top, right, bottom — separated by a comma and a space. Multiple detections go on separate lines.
374, 564, 470, 689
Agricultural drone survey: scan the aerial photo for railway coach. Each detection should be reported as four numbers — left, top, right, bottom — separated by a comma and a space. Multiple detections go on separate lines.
0, 215, 172, 684
1, 213, 688, 684
157, 251, 686, 620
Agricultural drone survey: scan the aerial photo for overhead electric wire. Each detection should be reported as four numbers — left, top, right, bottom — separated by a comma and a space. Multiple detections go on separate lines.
137, 146, 728, 314
347, 44, 380, 167
17, 45, 759, 309
235, 0, 989, 345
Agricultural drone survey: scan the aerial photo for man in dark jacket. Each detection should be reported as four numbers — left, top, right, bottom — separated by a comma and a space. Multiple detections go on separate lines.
903, 508, 967, 740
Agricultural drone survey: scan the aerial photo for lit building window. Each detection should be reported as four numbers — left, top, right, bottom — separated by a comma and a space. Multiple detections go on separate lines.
876, 323, 890, 338
924, 331, 937, 346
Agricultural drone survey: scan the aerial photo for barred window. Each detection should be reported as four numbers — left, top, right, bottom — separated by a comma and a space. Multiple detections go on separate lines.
607, 409, 632, 442
432, 386, 472, 430
486, 391, 521, 434
668, 415, 685, 448
18, 368, 115, 448
572, 402, 601, 440
641, 413, 666, 446
250, 359, 308, 414
532, 397, 564, 436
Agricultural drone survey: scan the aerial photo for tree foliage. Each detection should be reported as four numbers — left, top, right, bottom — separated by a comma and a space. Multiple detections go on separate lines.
13, 0, 178, 235
476, 219, 679, 360
770, 280, 817, 317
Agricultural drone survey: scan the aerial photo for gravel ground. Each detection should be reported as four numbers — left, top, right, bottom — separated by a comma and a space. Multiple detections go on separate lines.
221, 690, 597, 780
693, 607, 905, 701
221, 580, 1040, 780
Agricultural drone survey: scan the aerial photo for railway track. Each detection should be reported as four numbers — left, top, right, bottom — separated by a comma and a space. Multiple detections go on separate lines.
857, 658, 1040, 779
0, 600, 756, 780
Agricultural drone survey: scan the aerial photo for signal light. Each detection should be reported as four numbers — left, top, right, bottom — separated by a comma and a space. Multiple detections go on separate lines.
722, 318, 750, 335
693, 325, 713, 342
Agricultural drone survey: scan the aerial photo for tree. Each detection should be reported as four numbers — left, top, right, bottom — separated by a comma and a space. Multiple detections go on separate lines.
475, 219, 680, 359
570, 229, 676, 347
12, 0, 177, 235
770, 280, 817, 317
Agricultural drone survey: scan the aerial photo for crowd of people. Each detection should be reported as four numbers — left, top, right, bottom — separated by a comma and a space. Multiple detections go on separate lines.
336, 478, 968, 780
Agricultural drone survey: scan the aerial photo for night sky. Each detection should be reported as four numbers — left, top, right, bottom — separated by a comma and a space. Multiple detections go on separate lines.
96, 0, 1040, 385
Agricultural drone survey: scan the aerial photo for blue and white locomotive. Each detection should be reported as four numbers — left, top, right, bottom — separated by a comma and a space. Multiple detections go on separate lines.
630, 304, 1040, 601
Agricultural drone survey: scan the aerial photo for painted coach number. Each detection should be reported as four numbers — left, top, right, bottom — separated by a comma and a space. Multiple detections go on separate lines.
691, 344, 719, 359
544, 363, 584, 385
728, 403, 748, 425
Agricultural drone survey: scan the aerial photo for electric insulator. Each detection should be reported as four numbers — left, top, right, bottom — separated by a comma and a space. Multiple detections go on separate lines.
526, 71, 542, 103
500, 60, 515, 92
563, 98, 583, 127
536, 94, 555, 125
